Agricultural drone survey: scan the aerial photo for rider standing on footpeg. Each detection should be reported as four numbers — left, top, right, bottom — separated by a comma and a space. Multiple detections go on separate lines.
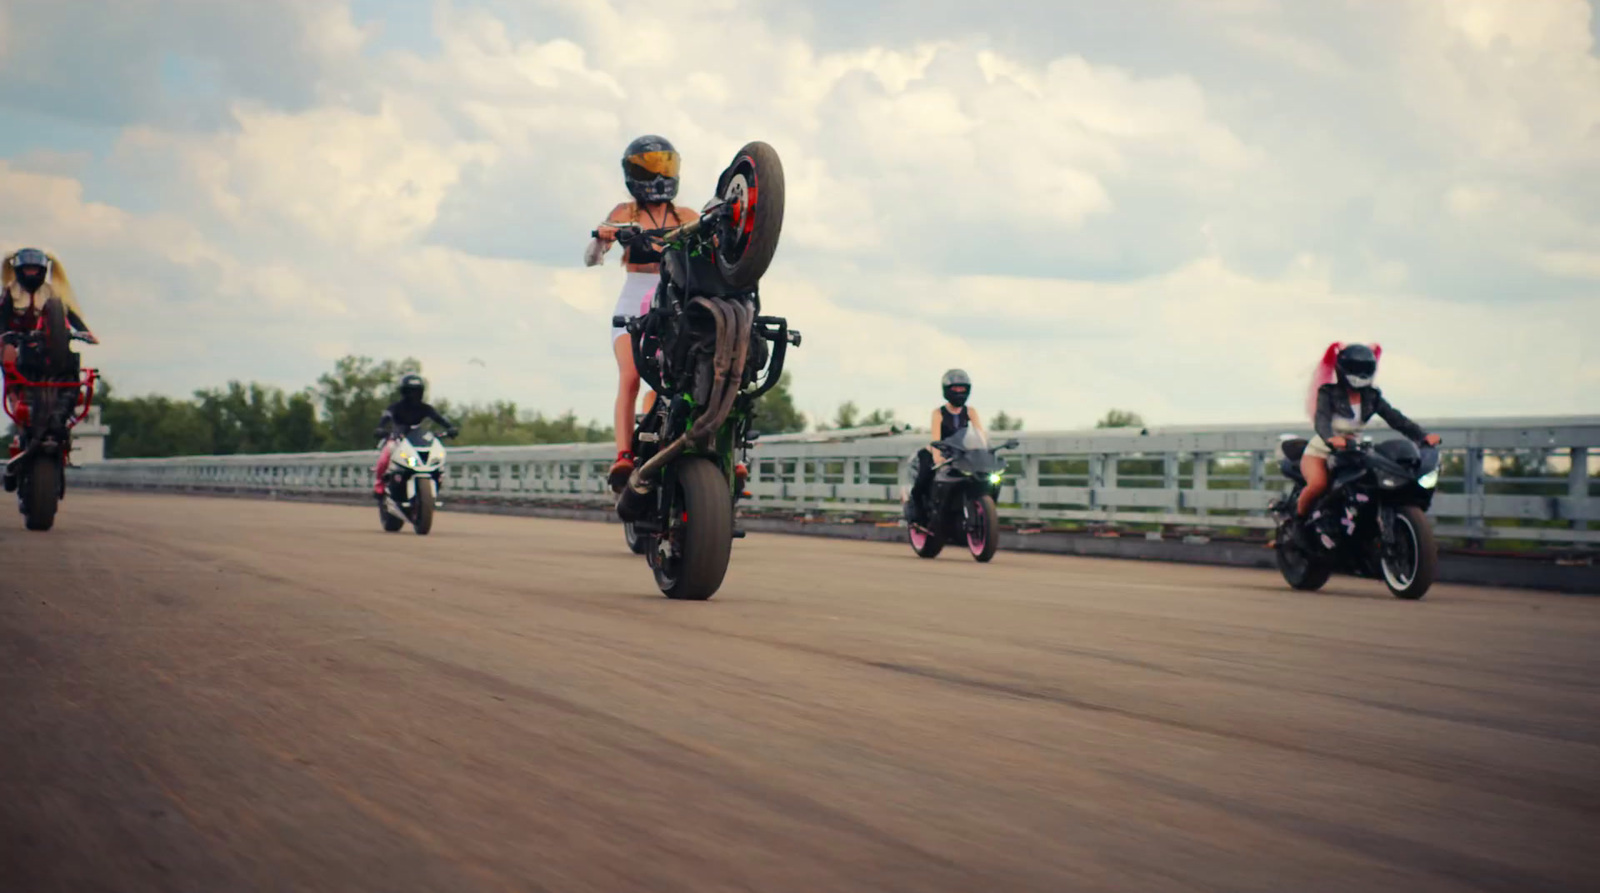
908, 369, 988, 526
372, 374, 457, 498
584, 135, 700, 492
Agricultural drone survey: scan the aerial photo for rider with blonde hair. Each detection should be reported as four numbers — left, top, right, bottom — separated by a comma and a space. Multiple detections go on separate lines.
585, 135, 699, 490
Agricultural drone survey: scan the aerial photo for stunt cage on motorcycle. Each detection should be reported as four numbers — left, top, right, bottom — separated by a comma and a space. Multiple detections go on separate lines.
2, 313, 100, 532
602, 141, 798, 600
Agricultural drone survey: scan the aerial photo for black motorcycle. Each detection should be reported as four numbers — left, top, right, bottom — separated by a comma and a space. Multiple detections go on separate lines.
1271, 436, 1441, 599
608, 141, 799, 600
904, 427, 1017, 562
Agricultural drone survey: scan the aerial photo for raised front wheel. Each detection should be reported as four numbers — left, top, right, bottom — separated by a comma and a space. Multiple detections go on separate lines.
714, 141, 785, 289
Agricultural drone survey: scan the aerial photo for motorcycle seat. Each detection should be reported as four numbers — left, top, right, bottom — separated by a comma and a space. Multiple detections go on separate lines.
1280, 437, 1308, 463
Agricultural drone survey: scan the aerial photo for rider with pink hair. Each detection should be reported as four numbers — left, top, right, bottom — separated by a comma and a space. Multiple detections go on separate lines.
1296, 342, 1440, 518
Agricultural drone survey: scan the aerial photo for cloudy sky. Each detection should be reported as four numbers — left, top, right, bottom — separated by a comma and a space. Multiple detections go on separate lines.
2, 0, 1596, 429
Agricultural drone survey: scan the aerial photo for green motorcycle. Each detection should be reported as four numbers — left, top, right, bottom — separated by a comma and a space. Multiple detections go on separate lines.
610, 141, 798, 600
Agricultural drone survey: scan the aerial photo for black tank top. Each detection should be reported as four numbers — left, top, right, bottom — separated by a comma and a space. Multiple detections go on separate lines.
623, 204, 680, 265
939, 406, 969, 441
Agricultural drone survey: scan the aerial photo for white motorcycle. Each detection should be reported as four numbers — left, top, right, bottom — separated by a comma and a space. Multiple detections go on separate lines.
377, 425, 451, 535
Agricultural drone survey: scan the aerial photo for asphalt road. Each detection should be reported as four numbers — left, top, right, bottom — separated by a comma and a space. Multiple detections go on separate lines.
3, 492, 1597, 892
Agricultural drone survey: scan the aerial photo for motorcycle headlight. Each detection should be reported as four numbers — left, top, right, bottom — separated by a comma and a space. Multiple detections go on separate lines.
1380, 476, 1404, 489
988, 472, 1003, 485
1417, 468, 1439, 489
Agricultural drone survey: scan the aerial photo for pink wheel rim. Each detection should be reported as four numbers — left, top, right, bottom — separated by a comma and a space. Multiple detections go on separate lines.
967, 502, 987, 555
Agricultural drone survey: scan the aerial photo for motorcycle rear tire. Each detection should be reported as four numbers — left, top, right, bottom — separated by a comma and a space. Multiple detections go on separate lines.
909, 523, 944, 559
624, 520, 652, 555
24, 459, 60, 532
1275, 526, 1330, 591
412, 477, 435, 536
714, 141, 785, 289
653, 458, 732, 600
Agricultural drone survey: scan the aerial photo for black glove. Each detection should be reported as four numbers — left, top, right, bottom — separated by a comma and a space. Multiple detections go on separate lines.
445, 428, 460, 439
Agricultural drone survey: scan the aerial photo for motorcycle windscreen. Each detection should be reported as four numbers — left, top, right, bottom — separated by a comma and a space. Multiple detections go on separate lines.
948, 426, 1003, 474
405, 429, 436, 448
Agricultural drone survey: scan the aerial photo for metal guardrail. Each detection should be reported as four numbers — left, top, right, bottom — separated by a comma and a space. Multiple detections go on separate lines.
73, 416, 1600, 546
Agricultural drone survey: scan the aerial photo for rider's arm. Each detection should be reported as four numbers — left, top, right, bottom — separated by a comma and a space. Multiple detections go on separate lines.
967, 407, 987, 437
1313, 386, 1337, 443
928, 408, 944, 452
426, 404, 459, 434
1372, 391, 1428, 443
376, 409, 396, 436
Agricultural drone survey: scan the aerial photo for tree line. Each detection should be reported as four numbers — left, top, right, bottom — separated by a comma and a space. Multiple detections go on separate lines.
93, 355, 1141, 459
100, 356, 613, 459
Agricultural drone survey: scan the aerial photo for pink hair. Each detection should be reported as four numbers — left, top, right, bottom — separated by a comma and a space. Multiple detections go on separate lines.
1305, 342, 1382, 420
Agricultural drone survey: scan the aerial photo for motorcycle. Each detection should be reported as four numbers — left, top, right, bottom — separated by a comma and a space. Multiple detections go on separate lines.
903, 427, 1018, 562
375, 424, 452, 536
1270, 435, 1441, 599
2, 297, 98, 532
608, 141, 798, 599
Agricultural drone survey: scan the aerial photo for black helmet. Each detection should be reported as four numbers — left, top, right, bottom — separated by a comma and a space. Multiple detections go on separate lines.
941, 369, 972, 407
622, 135, 680, 204
398, 373, 426, 404
1336, 344, 1378, 389
8, 247, 48, 293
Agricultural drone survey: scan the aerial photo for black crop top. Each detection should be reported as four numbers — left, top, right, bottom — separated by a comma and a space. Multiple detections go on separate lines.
939, 406, 970, 441
623, 204, 681, 266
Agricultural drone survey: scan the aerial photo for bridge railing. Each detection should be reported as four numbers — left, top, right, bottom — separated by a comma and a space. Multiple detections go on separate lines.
72, 416, 1600, 546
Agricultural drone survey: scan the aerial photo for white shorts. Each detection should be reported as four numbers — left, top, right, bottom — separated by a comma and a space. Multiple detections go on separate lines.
611, 272, 657, 343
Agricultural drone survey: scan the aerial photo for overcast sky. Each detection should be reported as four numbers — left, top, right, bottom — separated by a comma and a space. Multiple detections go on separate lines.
2, 0, 1596, 429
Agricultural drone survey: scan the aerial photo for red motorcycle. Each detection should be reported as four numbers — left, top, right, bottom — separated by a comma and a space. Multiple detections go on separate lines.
2, 297, 99, 531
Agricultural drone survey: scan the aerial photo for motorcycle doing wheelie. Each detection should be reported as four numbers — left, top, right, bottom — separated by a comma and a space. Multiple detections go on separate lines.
1270, 435, 1441, 599
375, 424, 452, 536
2, 298, 98, 532
903, 427, 1018, 562
609, 141, 799, 600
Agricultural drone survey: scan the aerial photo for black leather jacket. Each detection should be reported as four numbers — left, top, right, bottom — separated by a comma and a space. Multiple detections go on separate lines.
1314, 384, 1427, 443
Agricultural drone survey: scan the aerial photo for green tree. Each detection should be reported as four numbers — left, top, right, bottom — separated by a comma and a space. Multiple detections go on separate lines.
317, 356, 421, 451
990, 411, 1024, 431
1096, 409, 1145, 429
101, 377, 216, 458
435, 399, 611, 447
276, 391, 324, 453
751, 371, 805, 434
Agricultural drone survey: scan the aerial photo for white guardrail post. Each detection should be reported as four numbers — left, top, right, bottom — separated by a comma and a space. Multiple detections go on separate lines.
70, 417, 1600, 548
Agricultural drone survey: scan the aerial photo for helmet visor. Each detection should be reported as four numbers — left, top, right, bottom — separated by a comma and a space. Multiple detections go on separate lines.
624, 151, 680, 180
1341, 358, 1376, 378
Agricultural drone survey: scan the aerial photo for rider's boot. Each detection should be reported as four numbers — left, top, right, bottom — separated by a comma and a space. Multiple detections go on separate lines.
608, 451, 635, 493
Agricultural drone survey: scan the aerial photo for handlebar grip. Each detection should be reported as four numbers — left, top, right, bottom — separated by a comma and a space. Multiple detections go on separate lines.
612, 315, 629, 328
786, 329, 802, 347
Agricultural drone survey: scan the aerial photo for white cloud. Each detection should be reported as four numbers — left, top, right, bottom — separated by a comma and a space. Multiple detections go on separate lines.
0, 0, 1595, 432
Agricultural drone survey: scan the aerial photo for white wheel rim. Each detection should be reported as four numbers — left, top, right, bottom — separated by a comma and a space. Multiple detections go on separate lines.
1382, 514, 1419, 590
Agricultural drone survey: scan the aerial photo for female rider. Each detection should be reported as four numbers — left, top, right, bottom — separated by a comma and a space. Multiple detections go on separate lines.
908, 369, 988, 525
1296, 343, 1440, 519
585, 135, 698, 491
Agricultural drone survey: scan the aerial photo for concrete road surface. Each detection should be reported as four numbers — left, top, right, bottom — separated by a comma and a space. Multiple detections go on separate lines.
3, 492, 1597, 892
